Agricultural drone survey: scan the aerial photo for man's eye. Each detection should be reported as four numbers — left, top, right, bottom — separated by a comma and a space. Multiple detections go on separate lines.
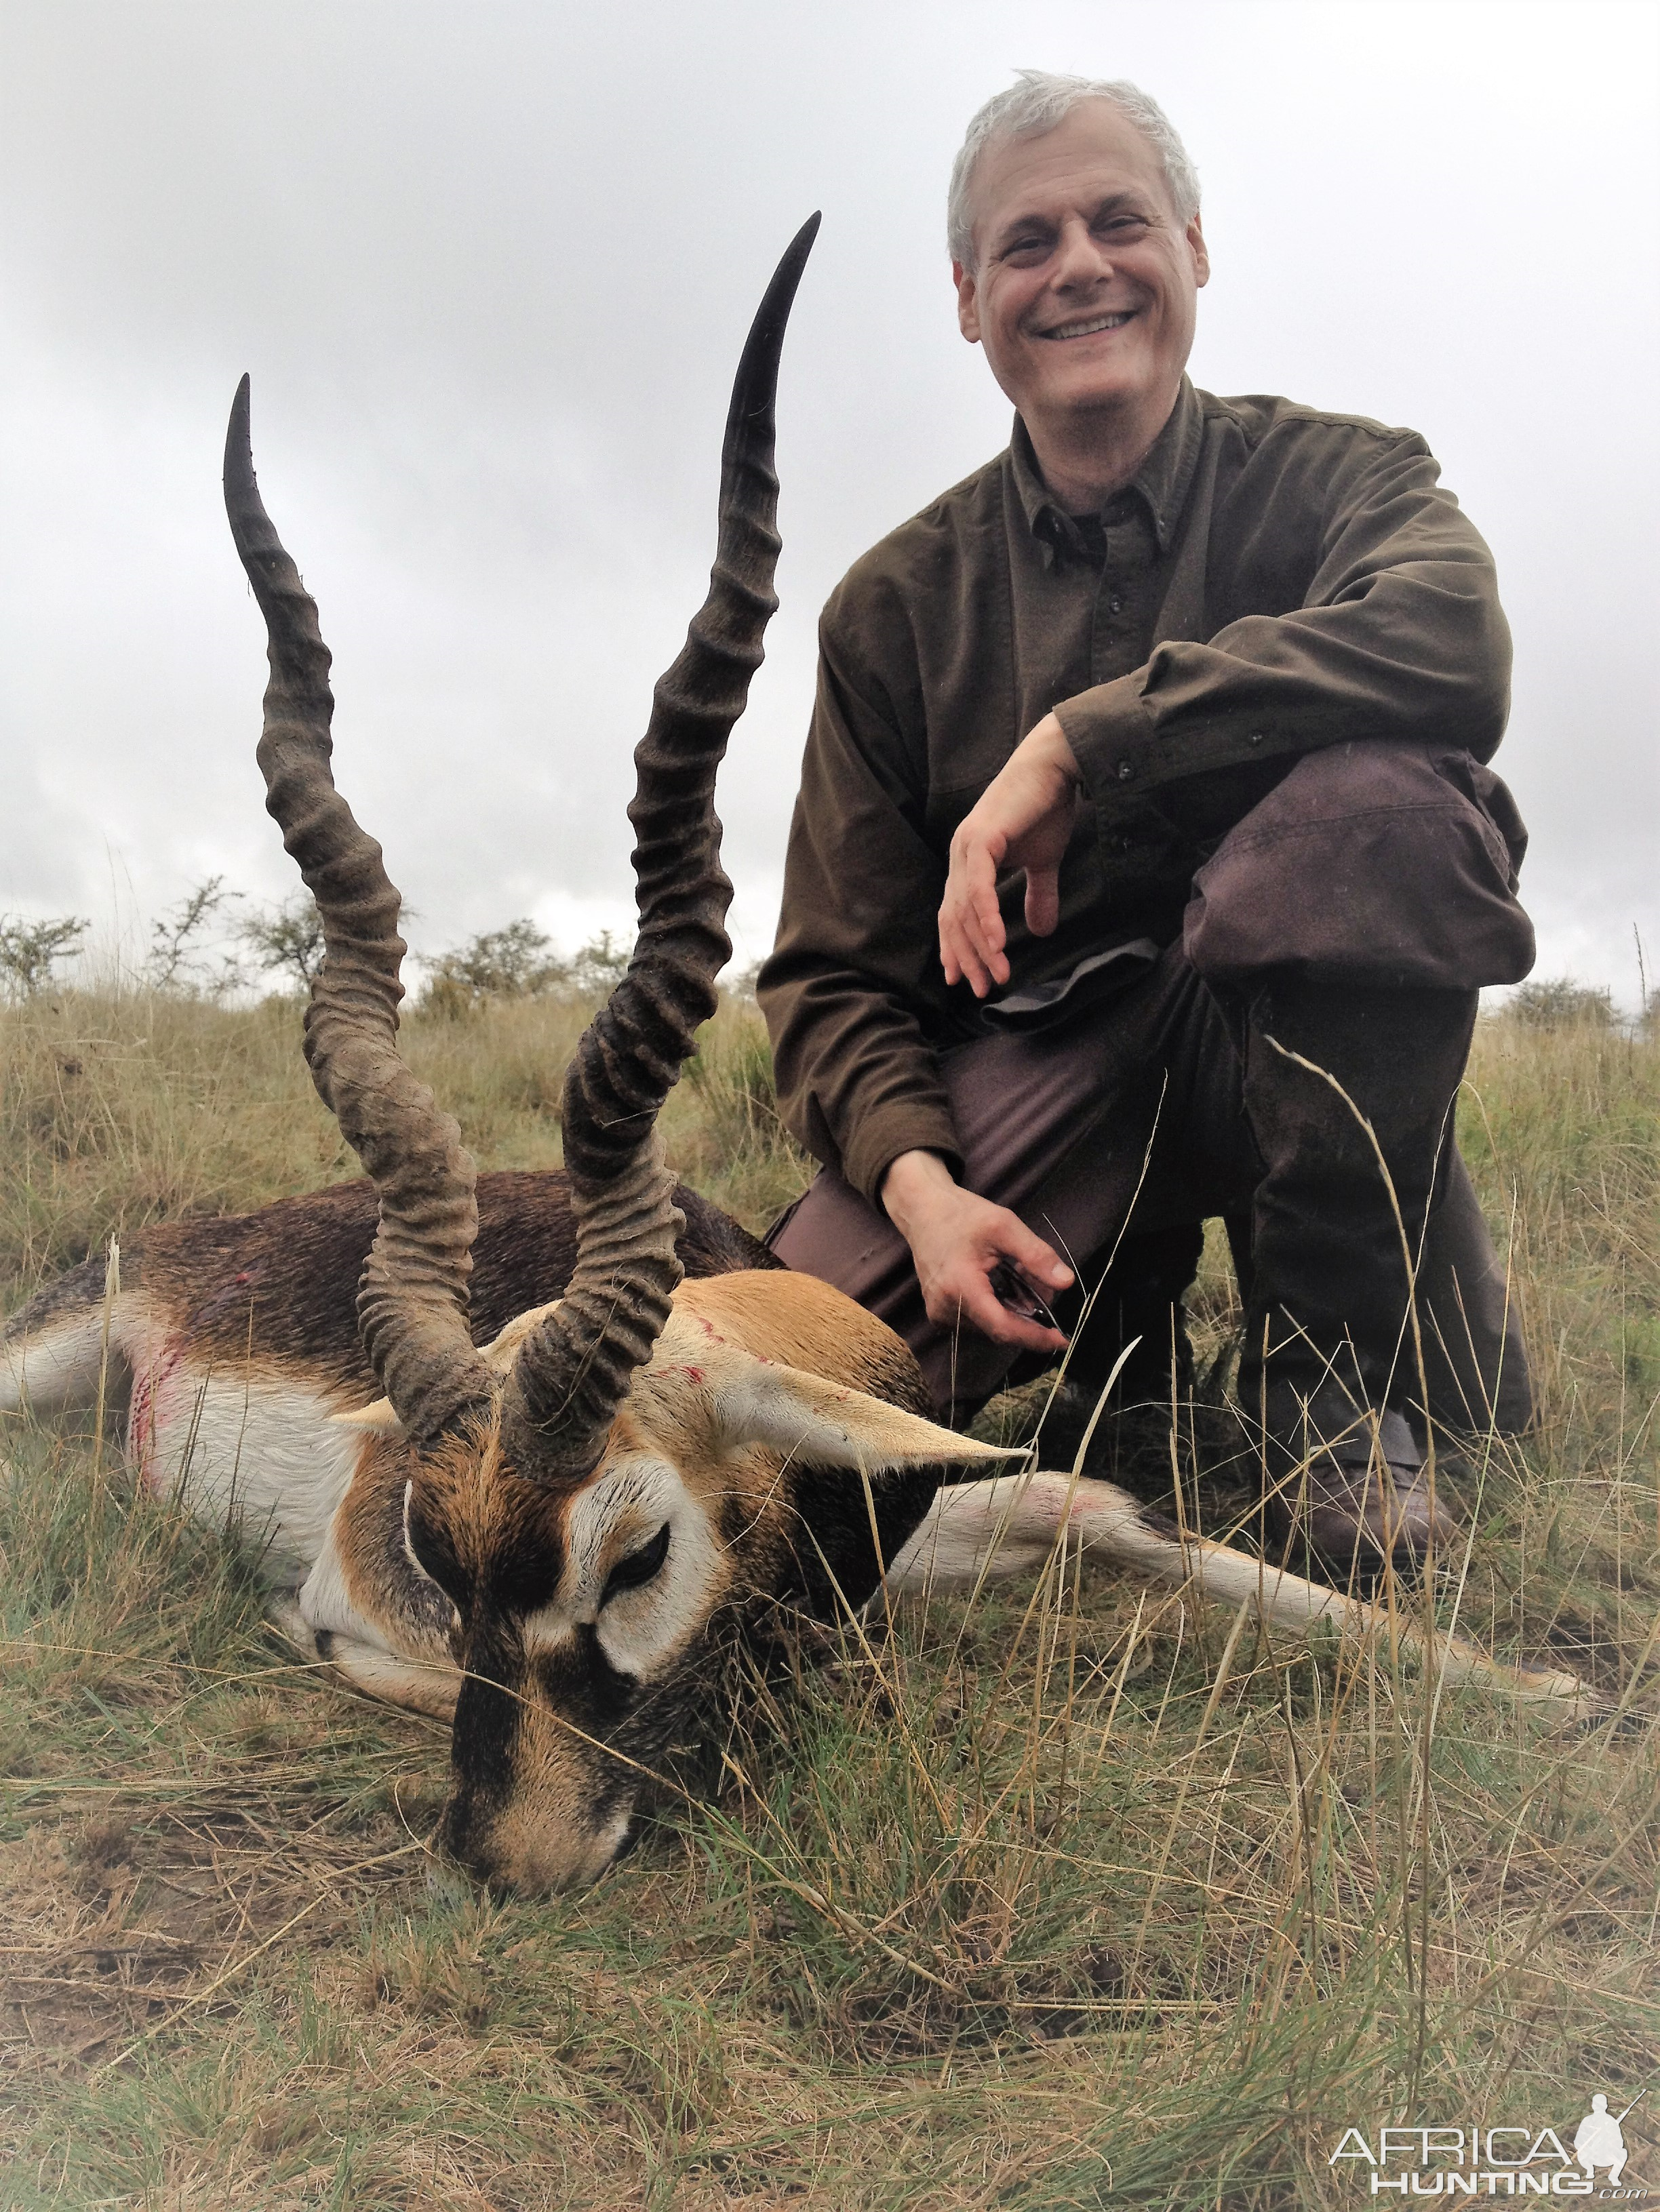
601, 1522, 671, 1606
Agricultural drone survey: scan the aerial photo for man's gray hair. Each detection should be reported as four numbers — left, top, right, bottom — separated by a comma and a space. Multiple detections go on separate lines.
947, 71, 1200, 268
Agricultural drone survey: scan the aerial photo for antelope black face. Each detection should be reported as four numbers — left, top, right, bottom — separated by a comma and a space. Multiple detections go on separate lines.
387, 1282, 1010, 1891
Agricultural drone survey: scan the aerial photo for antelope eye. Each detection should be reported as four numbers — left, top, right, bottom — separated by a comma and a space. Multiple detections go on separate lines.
601, 1521, 671, 1606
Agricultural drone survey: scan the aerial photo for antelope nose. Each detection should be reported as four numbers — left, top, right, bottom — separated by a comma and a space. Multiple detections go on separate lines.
437, 1791, 636, 1895
436, 1794, 530, 1896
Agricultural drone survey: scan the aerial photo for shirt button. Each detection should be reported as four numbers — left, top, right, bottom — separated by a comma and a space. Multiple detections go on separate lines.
1109, 595, 1123, 614
1248, 731, 1263, 746
1117, 762, 1134, 780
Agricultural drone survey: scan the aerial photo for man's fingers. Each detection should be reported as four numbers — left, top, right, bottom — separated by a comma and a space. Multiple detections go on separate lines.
940, 873, 1008, 998
939, 823, 1013, 999
968, 849, 1006, 951
899, 1184, 1073, 1354
948, 900, 995, 992
997, 1216, 1073, 1292
957, 843, 1008, 987
937, 1274, 1069, 1354
938, 906, 991, 997
920, 1210, 1073, 1351
936, 715, 1083, 994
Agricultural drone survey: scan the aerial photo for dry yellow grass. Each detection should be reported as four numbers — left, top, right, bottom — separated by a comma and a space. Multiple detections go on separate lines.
0, 983, 808, 1299
0, 988, 1655, 2209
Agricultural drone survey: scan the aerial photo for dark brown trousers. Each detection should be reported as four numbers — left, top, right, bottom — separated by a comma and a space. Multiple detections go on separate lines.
768, 742, 1536, 1434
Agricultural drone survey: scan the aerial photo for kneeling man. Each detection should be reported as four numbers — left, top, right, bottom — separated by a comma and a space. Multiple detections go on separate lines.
758, 73, 1537, 1575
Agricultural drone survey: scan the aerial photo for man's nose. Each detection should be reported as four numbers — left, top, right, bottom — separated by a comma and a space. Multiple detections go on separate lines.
1050, 215, 1115, 291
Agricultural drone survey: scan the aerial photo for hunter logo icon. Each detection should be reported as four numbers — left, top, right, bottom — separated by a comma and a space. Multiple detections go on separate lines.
1574, 2097, 1631, 2187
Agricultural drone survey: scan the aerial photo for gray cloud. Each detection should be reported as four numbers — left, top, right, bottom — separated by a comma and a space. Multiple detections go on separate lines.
1, 0, 1655, 997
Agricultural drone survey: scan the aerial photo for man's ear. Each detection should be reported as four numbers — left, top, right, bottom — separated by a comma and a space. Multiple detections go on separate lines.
953, 258, 983, 344
1187, 212, 1210, 289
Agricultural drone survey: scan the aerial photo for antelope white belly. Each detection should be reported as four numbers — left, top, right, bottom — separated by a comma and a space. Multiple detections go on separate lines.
129, 1352, 361, 1588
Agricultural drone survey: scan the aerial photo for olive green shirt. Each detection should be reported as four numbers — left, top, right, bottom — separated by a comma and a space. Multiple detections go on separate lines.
757, 377, 1511, 1204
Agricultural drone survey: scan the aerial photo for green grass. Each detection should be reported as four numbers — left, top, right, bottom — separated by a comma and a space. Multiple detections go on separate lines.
1, 991, 1656, 2208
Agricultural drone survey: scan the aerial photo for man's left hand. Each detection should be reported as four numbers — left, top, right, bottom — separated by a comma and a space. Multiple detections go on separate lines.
938, 712, 1082, 997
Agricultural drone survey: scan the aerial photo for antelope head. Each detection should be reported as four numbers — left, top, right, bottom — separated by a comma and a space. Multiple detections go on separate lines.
223, 221, 1010, 1891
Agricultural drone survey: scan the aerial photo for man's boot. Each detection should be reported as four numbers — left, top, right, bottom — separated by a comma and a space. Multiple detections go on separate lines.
1256, 1378, 1457, 1581
1413, 1148, 1535, 1436
1234, 973, 1478, 1576
1031, 1221, 1203, 1493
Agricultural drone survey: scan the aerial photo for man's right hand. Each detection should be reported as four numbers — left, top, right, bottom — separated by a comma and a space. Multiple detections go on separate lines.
938, 710, 1082, 998
880, 1148, 1071, 1355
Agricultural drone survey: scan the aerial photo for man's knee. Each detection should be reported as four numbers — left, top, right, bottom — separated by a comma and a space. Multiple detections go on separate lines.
1182, 741, 1536, 994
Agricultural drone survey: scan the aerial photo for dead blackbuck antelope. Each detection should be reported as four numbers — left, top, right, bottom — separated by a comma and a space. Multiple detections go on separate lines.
1, 223, 1587, 1891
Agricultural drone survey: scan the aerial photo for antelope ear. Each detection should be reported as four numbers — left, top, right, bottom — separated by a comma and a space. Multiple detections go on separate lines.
635, 1339, 1023, 1619
332, 1398, 405, 1436
704, 1361, 1021, 1475
478, 1301, 561, 1375
731, 1364, 1017, 1615
334, 1302, 561, 1438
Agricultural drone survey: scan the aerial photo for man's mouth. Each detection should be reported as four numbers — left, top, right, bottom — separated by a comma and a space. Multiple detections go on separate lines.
1039, 310, 1137, 341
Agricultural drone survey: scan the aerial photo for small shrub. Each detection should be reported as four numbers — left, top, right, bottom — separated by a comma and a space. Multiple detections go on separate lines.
420, 918, 570, 1018
144, 877, 243, 994
568, 927, 631, 993
1505, 976, 1616, 1030
237, 891, 326, 992
0, 914, 87, 999
419, 922, 635, 1023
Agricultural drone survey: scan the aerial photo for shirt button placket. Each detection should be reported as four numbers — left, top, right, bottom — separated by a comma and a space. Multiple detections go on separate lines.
1092, 565, 1128, 684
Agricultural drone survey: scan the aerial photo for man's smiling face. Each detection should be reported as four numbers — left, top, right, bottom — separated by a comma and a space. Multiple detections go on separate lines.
954, 101, 1208, 467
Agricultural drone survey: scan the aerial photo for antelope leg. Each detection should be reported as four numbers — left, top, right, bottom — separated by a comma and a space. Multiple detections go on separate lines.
885, 1472, 1590, 1713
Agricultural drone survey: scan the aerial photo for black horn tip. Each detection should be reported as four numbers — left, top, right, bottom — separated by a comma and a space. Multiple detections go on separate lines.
721, 214, 820, 465
224, 374, 256, 512
759, 212, 821, 334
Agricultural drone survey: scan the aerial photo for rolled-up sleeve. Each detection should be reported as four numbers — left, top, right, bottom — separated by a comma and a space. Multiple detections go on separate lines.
757, 592, 963, 1205
1053, 424, 1512, 829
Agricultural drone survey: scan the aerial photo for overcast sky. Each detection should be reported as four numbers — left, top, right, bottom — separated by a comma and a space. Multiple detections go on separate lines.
2, 0, 1656, 1001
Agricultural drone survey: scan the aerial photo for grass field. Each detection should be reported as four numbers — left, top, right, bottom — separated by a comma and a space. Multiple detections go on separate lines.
0, 984, 1656, 2209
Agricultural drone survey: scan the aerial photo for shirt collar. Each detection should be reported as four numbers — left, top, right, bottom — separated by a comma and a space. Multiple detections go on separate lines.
1010, 376, 1202, 557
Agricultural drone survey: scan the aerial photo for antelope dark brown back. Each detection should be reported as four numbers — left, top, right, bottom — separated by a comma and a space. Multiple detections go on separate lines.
121, 1171, 780, 1399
